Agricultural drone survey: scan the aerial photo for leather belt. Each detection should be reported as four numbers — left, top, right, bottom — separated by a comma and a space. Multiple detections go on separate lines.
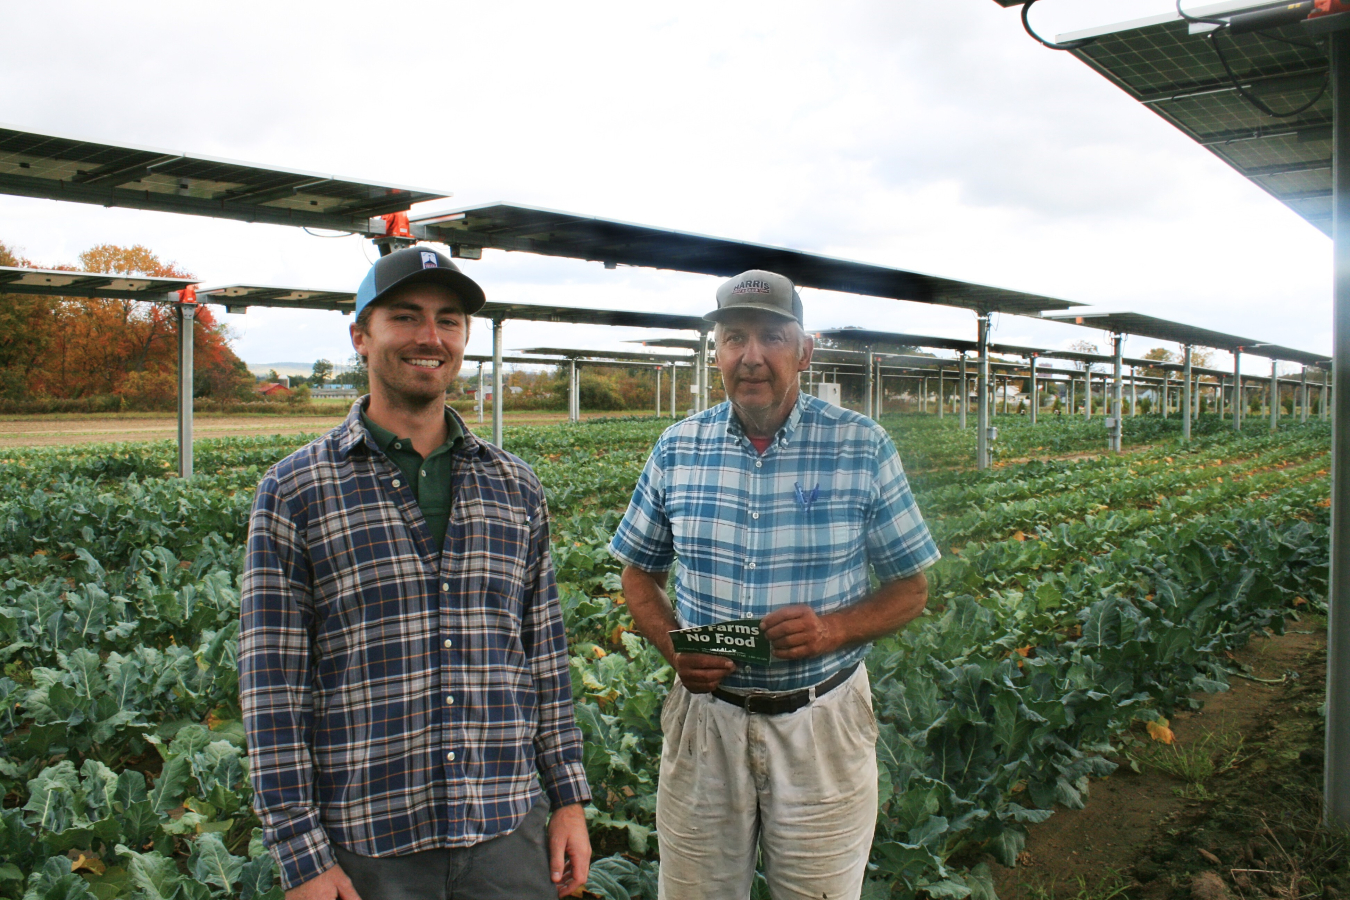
712, 662, 860, 716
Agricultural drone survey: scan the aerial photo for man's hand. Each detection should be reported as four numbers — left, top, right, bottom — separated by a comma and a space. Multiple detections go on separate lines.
762, 605, 839, 660
548, 803, 591, 897
675, 652, 737, 693
285, 864, 362, 900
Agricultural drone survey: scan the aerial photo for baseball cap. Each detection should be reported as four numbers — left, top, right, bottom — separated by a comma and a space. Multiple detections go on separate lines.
354, 246, 487, 318
704, 270, 804, 327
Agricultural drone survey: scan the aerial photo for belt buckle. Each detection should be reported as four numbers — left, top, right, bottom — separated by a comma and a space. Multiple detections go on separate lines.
743, 692, 772, 715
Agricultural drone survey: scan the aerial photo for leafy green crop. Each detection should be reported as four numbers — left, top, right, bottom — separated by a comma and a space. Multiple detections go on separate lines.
0, 414, 1329, 899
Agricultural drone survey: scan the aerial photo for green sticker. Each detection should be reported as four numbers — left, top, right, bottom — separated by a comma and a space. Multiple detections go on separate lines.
669, 617, 773, 665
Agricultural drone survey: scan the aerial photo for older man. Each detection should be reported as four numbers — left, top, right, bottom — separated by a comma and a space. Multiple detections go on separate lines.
609, 270, 939, 900
240, 246, 590, 900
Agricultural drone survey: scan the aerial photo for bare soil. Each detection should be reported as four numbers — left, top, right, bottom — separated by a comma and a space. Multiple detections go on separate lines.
983, 621, 1345, 900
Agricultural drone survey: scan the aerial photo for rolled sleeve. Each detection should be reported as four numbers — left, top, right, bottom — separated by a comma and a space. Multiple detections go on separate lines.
521, 497, 592, 810
239, 475, 334, 891
608, 446, 675, 572
865, 436, 941, 582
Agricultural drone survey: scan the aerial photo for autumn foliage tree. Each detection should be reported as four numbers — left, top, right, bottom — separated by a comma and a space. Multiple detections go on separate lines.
0, 241, 252, 409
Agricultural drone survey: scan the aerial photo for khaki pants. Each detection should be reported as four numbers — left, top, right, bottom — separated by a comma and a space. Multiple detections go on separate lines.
655, 666, 880, 900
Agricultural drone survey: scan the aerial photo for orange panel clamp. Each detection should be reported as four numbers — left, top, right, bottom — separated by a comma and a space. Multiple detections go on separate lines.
381, 212, 411, 237
179, 284, 198, 304
1312, 0, 1350, 16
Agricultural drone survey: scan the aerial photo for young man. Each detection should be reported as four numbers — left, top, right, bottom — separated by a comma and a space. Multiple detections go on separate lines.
609, 270, 940, 900
240, 246, 590, 900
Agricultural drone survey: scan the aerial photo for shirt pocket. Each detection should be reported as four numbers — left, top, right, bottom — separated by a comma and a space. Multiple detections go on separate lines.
466, 502, 533, 622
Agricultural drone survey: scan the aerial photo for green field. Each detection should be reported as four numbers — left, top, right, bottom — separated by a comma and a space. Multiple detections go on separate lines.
0, 413, 1330, 900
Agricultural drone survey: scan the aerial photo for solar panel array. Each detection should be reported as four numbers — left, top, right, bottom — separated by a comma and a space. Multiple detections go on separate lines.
1005, 3, 1334, 234
412, 204, 1084, 316
0, 125, 449, 234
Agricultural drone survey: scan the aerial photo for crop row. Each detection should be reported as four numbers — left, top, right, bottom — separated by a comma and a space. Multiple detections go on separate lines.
0, 415, 1330, 900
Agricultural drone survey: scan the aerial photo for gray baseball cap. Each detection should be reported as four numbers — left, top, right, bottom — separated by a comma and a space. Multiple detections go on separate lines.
704, 270, 804, 326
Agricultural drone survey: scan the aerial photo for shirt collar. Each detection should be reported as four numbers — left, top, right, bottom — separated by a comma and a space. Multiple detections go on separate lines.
723, 391, 807, 448
338, 396, 478, 459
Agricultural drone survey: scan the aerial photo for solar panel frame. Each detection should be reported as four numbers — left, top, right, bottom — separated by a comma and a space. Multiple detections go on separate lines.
1010, 4, 1337, 235
0, 265, 195, 299
411, 204, 1084, 316
0, 125, 450, 234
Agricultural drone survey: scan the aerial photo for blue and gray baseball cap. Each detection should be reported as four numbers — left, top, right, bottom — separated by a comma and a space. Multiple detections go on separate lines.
354, 246, 486, 318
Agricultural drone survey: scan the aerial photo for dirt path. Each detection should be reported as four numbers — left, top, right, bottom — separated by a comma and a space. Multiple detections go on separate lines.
985, 621, 1340, 900
0, 411, 654, 448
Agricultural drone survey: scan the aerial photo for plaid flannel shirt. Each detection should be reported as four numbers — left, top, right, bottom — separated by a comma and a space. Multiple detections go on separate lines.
240, 400, 589, 890
609, 392, 940, 691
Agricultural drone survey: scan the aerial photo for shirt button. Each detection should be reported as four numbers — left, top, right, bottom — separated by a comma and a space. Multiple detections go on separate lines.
421, 470, 427, 477
446, 695, 455, 705
447, 751, 456, 762
752, 512, 760, 520
442, 583, 450, 591
392, 479, 401, 488
443, 639, 453, 648
755, 460, 763, 468
748, 562, 757, 569
394, 442, 402, 449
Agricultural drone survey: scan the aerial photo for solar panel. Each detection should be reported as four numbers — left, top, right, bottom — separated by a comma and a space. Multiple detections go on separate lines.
0, 265, 194, 299
410, 204, 1084, 316
0, 125, 449, 234
1041, 308, 1329, 364
1001, 2, 1336, 235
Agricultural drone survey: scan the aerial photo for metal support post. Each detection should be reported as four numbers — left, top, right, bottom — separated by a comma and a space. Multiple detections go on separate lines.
695, 330, 709, 413
491, 318, 504, 447
1084, 369, 1091, 420
656, 366, 662, 418
1182, 345, 1193, 442
1029, 355, 1038, 424
960, 355, 968, 428
977, 314, 991, 470
938, 368, 945, 420
1326, 26, 1350, 829
568, 359, 579, 423
176, 299, 194, 479
1302, 366, 1310, 424
671, 363, 678, 418
1112, 335, 1124, 453
477, 361, 485, 425
1271, 358, 1280, 432
1131, 368, 1138, 416
864, 347, 875, 419
1326, 367, 1332, 422
1234, 350, 1243, 431
1069, 377, 1075, 416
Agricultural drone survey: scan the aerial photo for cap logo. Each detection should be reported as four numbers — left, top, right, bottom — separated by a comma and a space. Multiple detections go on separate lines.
421, 251, 438, 269
732, 278, 773, 295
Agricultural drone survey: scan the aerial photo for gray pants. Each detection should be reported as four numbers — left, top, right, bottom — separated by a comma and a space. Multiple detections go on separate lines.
332, 800, 556, 900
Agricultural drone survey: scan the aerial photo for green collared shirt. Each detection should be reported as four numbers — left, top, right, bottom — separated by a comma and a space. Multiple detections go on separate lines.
360, 409, 464, 549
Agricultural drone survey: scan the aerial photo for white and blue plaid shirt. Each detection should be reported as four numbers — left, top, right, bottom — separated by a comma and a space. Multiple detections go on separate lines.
609, 392, 940, 691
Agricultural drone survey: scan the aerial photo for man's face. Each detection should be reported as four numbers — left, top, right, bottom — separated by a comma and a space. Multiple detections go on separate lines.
350, 285, 468, 405
715, 311, 813, 418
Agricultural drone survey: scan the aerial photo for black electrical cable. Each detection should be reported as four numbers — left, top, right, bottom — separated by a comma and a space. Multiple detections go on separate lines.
1179, 0, 1328, 119
1021, 0, 1096, 51
302, 227, 354, 238
1209, 32, 1330, 117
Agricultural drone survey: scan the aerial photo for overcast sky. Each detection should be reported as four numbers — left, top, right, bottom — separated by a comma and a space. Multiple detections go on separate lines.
0, 1, 1329, 378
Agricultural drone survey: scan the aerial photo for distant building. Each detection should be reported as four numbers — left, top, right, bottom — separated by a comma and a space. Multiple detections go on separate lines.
254, 382, 291, 398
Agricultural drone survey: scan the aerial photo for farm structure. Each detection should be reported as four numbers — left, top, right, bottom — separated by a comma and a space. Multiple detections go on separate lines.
0, 115, 1340, 900
992, 0, 1350, 837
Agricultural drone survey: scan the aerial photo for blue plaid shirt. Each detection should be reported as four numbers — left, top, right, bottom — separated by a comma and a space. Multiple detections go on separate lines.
240, 400, 589, 890
609, 392, 940, 691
